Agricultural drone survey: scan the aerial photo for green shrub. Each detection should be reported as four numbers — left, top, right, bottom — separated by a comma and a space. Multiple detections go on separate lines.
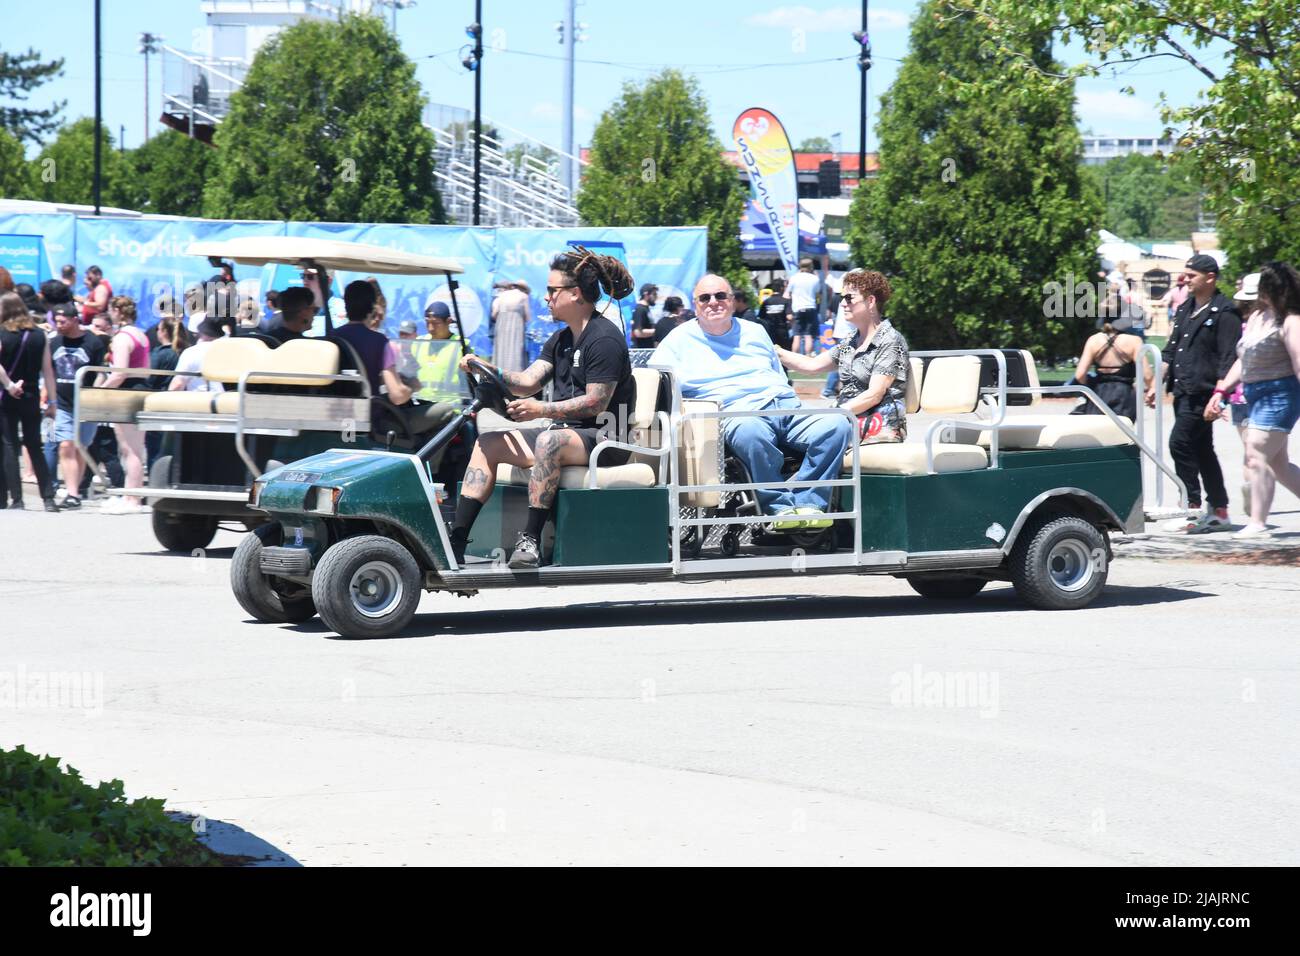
0, 746, 222, 867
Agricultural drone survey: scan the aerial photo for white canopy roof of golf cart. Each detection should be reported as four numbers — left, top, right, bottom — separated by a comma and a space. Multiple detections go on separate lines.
185, 236, 464, 275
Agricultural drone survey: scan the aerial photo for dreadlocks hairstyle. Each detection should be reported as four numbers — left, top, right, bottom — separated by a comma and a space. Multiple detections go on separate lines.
550, 245, 636, 305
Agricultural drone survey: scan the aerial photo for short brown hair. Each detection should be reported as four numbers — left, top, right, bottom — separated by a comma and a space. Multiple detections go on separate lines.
0, 291, 34, 331
841, 269, 892, 308
110, 295, 137, 324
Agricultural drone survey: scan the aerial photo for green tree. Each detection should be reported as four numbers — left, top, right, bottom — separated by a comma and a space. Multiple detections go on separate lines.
33, 118, 132, 207
847, 1, 1100, 359
1082, 153, 1202, 240
796, 136, 834, 152
121, 130, 214, 216
0, 46, 65, 146
953, 0, 1300, 268
0, 126, 35, 198
204, 13, 443, 223
580, 70, 746, 289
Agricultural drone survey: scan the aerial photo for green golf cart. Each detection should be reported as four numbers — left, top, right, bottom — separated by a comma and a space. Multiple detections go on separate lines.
231, 347, 1187, 638
74, 237, 472, 551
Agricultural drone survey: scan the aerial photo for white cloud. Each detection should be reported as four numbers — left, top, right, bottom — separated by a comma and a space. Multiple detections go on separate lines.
1075, 90, 1161, 128
745, 6, 909, 31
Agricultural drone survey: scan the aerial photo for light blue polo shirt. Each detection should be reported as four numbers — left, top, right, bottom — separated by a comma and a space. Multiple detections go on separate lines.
653, 317, 797, 410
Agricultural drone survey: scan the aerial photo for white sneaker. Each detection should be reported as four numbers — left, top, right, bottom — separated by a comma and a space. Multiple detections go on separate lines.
1162, 508, 1231, 534
101, 497, 145, 515
1232, 523, 1271, 539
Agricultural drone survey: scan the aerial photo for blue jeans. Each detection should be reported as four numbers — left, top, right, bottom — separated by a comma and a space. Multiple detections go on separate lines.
822, 370, 840, 396
721, 398, 854, 513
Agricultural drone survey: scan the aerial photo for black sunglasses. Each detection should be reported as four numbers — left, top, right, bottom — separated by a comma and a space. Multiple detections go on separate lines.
546, 284, 577, 296
696, 291, 731, 303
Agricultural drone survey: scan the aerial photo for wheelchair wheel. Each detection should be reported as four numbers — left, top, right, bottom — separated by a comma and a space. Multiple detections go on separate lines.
720, 532, 741, 557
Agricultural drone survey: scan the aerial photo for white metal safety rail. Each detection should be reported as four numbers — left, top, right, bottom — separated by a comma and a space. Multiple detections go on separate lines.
1133, 342, 1181, 516
651, 367, 864, 573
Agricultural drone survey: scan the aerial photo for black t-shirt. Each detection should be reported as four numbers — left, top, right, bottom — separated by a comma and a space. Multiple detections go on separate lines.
0, 327, 47, 401
49, 332, 108, 412
540, 314, 636, 432
268, 324, 303, 345
654, 314, 683, 345
758, 295, 793, 348
631, 302, 655, 342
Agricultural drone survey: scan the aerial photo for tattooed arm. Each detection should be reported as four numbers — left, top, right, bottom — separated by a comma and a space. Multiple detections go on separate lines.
500, 359, 553, 396
508, 381, 616, 423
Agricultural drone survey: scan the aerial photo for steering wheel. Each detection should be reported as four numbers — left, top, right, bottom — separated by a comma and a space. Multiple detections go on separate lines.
462, 355, 511, 415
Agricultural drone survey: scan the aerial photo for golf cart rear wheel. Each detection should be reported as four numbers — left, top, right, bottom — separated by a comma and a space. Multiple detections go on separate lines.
1010, 515, 1108, 610
231, 523, 317, 623
152, 511, 218, 552
906, 574, 987, 600
313, 535, 421, 639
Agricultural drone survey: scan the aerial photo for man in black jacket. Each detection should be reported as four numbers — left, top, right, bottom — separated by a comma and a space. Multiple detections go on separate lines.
1146, 254, 1242, 532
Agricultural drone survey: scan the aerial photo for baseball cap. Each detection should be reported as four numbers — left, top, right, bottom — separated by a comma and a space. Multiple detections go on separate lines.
398, 319, 418, 334
1185, 253, 1220, 275
1236, 272, 1260, 302
423, 301, 451, 319
639, 283, 658, 297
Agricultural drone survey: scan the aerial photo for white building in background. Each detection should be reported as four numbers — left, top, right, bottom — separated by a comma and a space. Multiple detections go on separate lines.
1082, 135, 1177, 165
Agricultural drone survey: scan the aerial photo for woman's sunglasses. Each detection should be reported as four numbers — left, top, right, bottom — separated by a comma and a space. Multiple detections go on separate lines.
696, 291, 731, 303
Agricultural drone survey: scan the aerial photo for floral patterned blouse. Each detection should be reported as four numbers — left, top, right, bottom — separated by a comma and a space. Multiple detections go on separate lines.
833, 318, 909, 443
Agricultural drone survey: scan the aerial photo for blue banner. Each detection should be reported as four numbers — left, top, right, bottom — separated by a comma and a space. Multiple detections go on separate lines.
0, 213, 75, 287
0, 215, 708, 364
0, 234, 49, 287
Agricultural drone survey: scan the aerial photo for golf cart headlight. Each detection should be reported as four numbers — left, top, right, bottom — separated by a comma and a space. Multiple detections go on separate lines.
249, 480, 266, 507
311, 486, 342, 515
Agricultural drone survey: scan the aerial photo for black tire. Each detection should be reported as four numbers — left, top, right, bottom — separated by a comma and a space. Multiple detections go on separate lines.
312, 535, 422, 639
720, 533, 741, 557
1009, 514, 1108, 610
231, 523, 317, 623
906, 574, 987, 600
152, 510, 218, 552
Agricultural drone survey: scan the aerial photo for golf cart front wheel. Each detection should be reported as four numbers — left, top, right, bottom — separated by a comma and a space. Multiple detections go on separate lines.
313, 535, 421, 639
231, 523, 317, 623
1010, 515, 1108, 610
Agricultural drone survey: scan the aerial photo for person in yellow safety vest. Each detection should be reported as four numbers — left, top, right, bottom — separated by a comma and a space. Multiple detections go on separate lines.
415, 301, 469, 404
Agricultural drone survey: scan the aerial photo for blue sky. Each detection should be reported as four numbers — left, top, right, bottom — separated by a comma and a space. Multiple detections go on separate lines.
6, 0, 1214, 157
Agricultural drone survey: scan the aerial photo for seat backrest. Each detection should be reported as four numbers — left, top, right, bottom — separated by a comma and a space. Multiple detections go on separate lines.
905, 356, 923, 414
919, 355, 982, 414
200, 337, 274, 384
253, 338, 341, 387
677, 398, 721, 508
1019, 349, 1042, 406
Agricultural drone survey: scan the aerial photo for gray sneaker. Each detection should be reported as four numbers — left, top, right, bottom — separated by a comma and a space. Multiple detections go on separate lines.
507, 532, 541, 569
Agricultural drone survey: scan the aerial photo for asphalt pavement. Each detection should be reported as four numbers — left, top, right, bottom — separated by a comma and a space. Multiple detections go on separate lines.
3, 502, 1298, 866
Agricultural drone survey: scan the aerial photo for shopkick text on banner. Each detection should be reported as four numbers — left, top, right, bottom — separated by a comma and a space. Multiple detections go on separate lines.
732, 107, 800, 275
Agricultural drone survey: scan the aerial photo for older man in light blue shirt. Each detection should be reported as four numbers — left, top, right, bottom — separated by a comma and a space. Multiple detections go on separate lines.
654, 274, 853, 528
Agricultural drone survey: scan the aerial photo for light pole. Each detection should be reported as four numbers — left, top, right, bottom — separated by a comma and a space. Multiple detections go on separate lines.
94, 0, 102, 214
853, 2, 872, 188
463, 4, 484, 225
139, 32, 163, 144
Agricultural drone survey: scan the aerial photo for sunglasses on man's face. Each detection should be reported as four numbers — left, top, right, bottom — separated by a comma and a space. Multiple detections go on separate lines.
546, 284, 577, 297
696, 291, 731, 303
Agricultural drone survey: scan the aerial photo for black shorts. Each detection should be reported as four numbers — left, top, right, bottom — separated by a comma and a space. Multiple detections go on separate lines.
548, 423, 632, 466
793, 309, 820, 338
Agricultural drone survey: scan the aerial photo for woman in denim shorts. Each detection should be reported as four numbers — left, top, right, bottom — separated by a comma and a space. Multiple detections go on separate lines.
1205, 261, 1300, 537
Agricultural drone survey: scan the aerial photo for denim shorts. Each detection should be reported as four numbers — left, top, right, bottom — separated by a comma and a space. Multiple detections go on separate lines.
52, 407, 98, 445
1244, 376, 1300, 433
1230, 401, 1249, 427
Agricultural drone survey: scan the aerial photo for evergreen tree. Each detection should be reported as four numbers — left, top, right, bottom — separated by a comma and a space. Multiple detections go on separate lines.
848, 1, 1100, 359
579, 70, 746, 290
204, 13, 442, 223
0, 46, 65, 146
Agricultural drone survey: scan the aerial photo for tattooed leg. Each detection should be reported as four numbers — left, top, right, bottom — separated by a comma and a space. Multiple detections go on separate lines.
465, 430, 540, 502
527, 429, 588, 509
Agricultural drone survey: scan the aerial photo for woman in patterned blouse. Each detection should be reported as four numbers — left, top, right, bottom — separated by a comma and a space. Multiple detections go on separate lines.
775, 269, 909, 443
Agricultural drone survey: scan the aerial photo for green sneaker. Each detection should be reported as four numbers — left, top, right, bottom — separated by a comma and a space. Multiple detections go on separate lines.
770, 508, 806, 532
794, 506, 833, 529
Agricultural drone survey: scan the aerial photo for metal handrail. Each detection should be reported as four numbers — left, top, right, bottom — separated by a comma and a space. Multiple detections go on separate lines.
72, 366, 197, 488
913, 349, 1007, 472
1135, 342, 1174, 511
233, 368, 369, 479
587, 411, 674, 486
675, 404, 863, 568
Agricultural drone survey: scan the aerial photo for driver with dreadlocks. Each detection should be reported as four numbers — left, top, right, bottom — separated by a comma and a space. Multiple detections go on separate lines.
449, 247, 638, 569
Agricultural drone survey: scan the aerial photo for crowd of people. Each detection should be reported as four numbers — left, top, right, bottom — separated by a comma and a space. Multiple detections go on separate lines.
0, 262, 470, 514
4, 251, 1298, 551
